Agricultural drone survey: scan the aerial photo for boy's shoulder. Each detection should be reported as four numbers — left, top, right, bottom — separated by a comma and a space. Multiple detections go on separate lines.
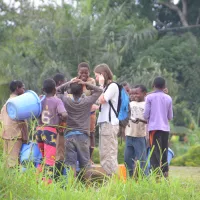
146, 92, 172, 100
87, 77, 95, 83
44, 96, 63, 104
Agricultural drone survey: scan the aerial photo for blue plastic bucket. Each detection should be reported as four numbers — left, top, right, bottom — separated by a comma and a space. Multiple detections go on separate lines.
6, 90, 45, 120
147, 147, 174, 169
20, 142, 42, 166
167, 148, 174, 164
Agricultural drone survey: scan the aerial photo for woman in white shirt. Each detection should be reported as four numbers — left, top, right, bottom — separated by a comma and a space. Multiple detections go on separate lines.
94, 63, 119, 175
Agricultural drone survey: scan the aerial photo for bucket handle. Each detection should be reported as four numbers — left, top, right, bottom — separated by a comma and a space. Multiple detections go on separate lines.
39, 95, 46, 103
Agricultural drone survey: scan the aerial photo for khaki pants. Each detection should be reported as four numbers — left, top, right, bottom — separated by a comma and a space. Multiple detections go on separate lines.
3, 139, 22, 168
99, 123, 119, 175
56, 134, 65, 161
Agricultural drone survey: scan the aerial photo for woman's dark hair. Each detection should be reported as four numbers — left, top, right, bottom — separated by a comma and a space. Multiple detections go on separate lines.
94, 63, 113, 86
153, 77, 166, 89
78, 62, 90, 71
70, 82, 83, 96
9, 80, 23, 92
53, 73, 65, 85
43, 79, 56, 94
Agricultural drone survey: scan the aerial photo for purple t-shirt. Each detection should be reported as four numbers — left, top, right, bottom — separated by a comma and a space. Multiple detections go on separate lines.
39, 96, 66, 126
144, 91, 173, 132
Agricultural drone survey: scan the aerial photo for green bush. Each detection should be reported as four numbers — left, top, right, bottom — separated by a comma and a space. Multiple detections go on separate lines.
171, 145, 200, 166
169, 141, 190, 157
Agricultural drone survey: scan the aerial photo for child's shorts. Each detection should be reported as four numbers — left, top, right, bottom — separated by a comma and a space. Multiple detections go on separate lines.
64, 132, 90, 169
35, 126, 57, 166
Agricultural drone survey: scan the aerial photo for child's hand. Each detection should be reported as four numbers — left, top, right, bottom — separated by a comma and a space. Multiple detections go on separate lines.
163, 88, 168, 94
131, 117, 140, 124
91, 104, 99, 112
72, 79, 85, 85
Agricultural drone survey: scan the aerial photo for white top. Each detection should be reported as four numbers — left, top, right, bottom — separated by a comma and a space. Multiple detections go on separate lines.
97, 83, 119, 125
125, 101, 146, 137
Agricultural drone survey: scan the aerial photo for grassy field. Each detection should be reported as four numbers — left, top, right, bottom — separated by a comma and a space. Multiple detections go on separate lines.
170, 166, 200, 180
0, 136, 199, 200
0, 162, 200, 200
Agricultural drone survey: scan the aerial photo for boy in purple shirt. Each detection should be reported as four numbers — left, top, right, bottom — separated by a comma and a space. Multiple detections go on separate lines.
35, 79, 67, 178
144, 77, 173, 178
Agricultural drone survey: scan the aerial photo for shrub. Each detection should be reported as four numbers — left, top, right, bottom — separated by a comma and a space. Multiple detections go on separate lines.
171, 145, 200, 166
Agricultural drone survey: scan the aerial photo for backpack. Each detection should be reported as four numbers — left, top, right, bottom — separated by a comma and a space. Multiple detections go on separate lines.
103, 82, 130, 128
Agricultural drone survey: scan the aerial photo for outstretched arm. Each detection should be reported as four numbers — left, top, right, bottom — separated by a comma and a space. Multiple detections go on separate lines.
56, 81, 71, 94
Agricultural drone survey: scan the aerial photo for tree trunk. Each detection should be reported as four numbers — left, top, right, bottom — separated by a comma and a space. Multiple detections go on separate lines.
159, 0, 189, 27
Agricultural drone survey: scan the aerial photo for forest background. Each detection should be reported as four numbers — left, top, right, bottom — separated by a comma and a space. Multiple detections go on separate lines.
1, 0, 200, 165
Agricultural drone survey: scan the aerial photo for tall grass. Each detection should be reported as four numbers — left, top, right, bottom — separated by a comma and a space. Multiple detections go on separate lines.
0, 123, 200, 200
0, 158, 200, 200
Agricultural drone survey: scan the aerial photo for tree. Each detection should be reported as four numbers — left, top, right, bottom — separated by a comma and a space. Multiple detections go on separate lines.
158, 0, 189, 27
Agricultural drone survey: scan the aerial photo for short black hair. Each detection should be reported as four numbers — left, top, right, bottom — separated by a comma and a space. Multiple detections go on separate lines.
78, 62, 90, 71
70, 82, 83, 96
9, 80, 23, 92
122, 82, 129, 87
43, 79, 56, 94
53, 73, 65, 85
135, 85, 147, 93
153, 77, 166, 89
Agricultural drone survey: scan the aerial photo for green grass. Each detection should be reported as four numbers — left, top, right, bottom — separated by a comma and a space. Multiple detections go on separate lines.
170, 166, 200, 180
1, 125, 200, 200
0, 160, 200, 200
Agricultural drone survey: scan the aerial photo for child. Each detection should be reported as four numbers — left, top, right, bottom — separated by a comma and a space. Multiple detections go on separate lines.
129, 88, 137, 102
119, 82, 131, 140
35, 79, 67, 176
0, 80, 28, 168
144, 77, 173, 178
124, 85, 147, 177
53, 73, 67, 177
122, 82, 131, 95
56, 79, 102, 179
72, 62, 98, 161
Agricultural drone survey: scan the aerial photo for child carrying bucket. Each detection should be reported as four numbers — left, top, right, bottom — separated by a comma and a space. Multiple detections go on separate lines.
35, 79, 67, 178
0, 80, 28, 168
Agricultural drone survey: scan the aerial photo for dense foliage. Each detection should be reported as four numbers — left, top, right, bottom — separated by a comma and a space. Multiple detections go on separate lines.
1, 0, 200, 130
